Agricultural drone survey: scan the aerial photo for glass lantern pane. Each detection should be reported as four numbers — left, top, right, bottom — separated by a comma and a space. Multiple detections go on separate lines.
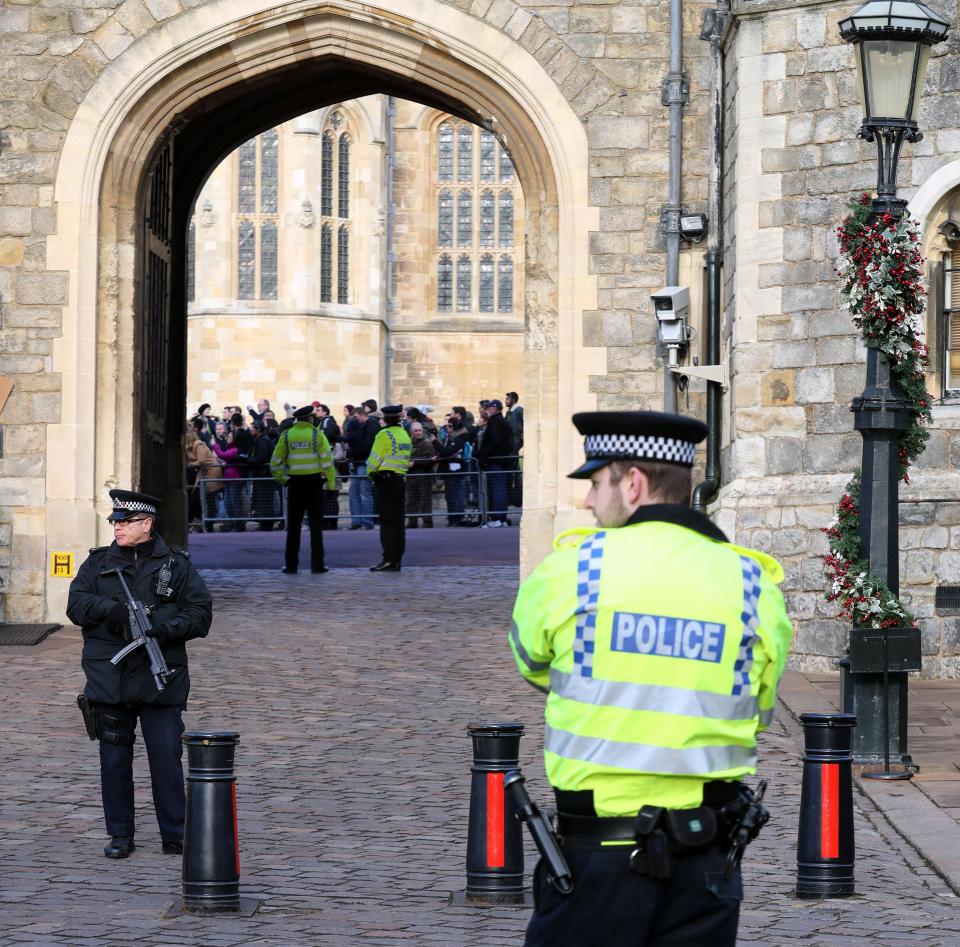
863, 39, 921, 120
911, 44, 931, 120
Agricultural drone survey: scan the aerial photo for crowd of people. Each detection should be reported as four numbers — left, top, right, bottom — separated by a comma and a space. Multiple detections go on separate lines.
184, 393, 524, 531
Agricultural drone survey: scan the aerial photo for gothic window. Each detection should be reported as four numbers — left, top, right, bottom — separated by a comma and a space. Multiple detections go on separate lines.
438, 123, 454, 181
479, 190, 495, 247
187, 221, 195, 303
338, 134, 350, 219
337, 226, 349, 304
319, 114, 352, 306
432, 115, 522, 316
321, 224, 332, 303
499, 146, 514, 183
480, 131, 496, 183
321, 131, 333, 217
457, 254, 472, 312
498, 255, 513, 313
457, 190, 472, 246
498, 191, 514, 246
237, 220, 255, 299
479, 253, 494, 312
260, 130, 278, 214
260, 222, 278, 299
457, 125, 473, 182
236, 129, 280, 300
437, 254, 453, 311
238, 140, 256, 214
438, 189, 453, 247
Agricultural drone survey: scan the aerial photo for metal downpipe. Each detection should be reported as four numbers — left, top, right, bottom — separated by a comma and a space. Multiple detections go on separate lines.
691, 4, 728, 514
664, 0, 684, 414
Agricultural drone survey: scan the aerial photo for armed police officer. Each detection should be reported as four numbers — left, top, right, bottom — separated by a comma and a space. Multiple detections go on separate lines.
271, 404, 337, 574
367, 404, 412, 572
508, 412, 793, 946
67, 490, 213, 859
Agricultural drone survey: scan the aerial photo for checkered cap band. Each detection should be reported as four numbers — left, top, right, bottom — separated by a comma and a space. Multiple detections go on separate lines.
583, 433, 696, 466
112, 498, 157, 515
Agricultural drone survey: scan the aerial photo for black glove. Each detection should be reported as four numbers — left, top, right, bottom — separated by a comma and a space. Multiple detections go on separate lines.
106, 603, 129, 637
145, 624, 173, 646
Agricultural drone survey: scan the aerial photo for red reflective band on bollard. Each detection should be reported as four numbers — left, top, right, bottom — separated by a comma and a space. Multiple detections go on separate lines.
486, 773, 505, 868
820, 763, 839, 859
796, 712, 856, 899
232, 781, 241, 876
460, 722, 526, 903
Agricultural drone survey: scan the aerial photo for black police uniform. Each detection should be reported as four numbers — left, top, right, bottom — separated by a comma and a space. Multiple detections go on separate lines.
67, 491, 212, 855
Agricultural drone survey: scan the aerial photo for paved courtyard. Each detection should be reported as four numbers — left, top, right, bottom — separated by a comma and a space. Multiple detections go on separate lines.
2, 567, 960, 945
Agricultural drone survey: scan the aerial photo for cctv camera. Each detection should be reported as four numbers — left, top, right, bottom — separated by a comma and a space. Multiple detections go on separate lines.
650, 286, 690, 322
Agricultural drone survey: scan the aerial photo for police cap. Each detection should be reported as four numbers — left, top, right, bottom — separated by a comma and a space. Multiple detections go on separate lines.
293, 405, 315, 420
381, 404, 404, 419
107, 489, 161, 522
568, 410, 707, 479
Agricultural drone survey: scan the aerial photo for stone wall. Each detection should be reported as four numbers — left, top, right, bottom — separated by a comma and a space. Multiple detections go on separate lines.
717, 2, 960, 676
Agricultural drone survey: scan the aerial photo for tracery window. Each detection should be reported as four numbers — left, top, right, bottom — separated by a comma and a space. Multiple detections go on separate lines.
187, 221, 195, 303
498, 255, 513, 313
457, 254, 472, 312
457, 190, 472, 246
321, 224, 332, 303
337, 225, 349, 304
432, 118, 520, 314
438, 189, 453, 247
498, 191, 513, 247
321, 132, 333, 217
479, 254, 494, 312
318, 111, 352, 305
338, 133, 350, 219
479, 190, 495, 248
437, 254, 453, 312
457, 125, 472, 182
235, 130, 280, 300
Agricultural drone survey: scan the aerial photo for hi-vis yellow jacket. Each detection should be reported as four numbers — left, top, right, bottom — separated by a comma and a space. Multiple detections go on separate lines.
270, 421, 336, 488
508, 506, 793, 816
367, 424, 412, 476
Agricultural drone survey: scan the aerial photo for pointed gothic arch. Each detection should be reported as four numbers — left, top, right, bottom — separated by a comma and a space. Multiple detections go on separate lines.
43, 0, 600, 616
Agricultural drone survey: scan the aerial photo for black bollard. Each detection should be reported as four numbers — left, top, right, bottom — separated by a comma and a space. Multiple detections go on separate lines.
458, 722, 526, 904
796, 712, 857, 899
182, 731, 241, 913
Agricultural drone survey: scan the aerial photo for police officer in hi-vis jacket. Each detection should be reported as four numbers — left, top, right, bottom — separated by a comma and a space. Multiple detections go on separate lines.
508, 411, 793, 946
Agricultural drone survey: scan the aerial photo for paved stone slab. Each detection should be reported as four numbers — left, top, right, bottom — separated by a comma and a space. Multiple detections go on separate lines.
1, 570, 959, 945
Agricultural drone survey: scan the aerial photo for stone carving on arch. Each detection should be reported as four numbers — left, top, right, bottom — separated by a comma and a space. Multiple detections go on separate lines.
43, 0, 603, 615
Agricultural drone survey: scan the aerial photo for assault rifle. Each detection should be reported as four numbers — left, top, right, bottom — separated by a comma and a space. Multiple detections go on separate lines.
102, 567, 175, 693
504, 769, 574, 895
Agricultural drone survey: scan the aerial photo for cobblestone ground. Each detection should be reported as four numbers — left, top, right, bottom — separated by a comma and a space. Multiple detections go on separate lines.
2, 567, 959, 945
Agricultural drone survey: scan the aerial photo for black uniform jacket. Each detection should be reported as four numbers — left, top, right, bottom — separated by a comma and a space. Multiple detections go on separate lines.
66, 535, 213, 706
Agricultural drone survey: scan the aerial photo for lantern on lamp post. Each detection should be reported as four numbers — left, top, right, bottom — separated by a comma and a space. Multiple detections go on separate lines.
840, 0, 949, 220
837, 1, 949, 771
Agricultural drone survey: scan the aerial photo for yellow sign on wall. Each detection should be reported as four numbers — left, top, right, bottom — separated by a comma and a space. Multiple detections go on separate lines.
50, 552, 75, 578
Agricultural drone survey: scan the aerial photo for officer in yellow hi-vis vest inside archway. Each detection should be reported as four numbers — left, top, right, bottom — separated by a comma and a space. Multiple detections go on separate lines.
508, 411, 793, 947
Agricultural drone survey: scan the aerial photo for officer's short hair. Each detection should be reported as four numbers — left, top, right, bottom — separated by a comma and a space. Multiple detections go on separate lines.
606, 460, 691, 505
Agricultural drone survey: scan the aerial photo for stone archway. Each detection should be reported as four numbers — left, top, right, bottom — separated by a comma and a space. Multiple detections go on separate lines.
44, 0, 601, 618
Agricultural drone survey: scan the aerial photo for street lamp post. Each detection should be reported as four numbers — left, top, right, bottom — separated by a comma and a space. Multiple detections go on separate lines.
838, 0, 949, 768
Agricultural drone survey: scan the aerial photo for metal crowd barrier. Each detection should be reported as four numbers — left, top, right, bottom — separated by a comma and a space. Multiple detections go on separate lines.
185, 454, 522, 531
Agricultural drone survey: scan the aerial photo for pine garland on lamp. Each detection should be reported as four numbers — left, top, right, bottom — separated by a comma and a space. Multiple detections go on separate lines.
822, 195, 932, 629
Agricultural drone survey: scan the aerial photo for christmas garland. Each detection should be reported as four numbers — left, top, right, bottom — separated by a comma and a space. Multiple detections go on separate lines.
822, 195, 932, 629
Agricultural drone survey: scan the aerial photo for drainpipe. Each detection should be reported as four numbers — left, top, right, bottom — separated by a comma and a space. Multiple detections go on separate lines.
691, 3, 729, 514
384, 95, 396, 402
662, 0, 688, 414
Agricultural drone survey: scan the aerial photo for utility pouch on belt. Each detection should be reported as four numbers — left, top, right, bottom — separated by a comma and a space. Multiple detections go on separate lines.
96, 707, 137, 747
631, 805, 719, 880
77, 694, 98, 741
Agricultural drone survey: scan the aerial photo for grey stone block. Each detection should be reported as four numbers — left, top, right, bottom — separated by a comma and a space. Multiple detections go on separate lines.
765, 437, 804, 475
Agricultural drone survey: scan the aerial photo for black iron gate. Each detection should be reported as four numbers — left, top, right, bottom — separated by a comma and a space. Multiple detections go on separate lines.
140, 140, 173, 502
